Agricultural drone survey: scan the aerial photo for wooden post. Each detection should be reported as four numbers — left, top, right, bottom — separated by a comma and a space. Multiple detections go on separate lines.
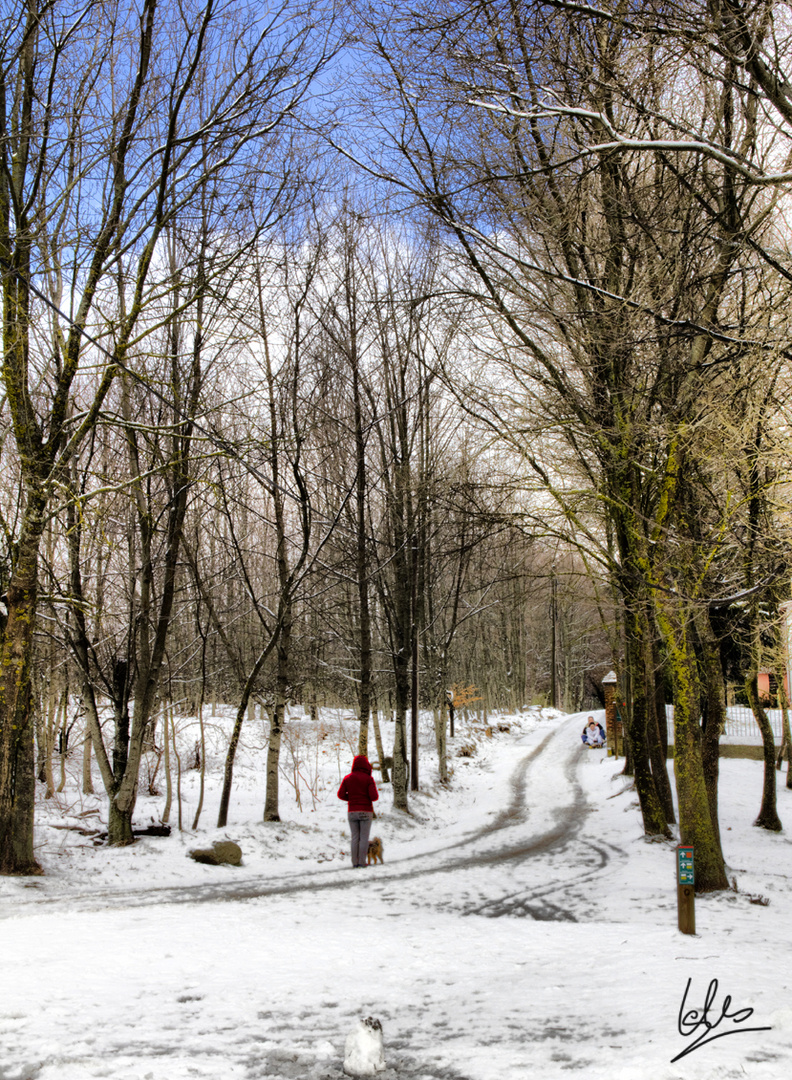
677, 846, 695, 934
602, 670, 618, 756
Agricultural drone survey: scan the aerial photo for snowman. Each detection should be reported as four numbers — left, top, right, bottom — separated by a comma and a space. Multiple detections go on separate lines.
343, 1016, 386, 1076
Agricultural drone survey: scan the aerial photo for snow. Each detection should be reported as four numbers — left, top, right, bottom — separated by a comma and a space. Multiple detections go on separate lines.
1, 706, 792, 1079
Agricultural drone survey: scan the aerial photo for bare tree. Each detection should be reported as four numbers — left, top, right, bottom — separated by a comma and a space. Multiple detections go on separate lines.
345, 0, 792, 887
0, 0, 338, 868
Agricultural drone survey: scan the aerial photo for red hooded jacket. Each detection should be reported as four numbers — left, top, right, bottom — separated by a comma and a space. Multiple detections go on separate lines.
337, 755, 379, 813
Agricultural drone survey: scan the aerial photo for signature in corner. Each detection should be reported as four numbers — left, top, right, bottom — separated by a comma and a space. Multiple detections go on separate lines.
671, 977, 772, 1063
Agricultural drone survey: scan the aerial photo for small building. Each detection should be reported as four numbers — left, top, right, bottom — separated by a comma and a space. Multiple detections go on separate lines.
756, 671, 789, 706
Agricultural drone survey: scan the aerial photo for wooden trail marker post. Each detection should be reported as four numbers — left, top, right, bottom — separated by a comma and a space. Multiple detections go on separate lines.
677, 845, 695, 934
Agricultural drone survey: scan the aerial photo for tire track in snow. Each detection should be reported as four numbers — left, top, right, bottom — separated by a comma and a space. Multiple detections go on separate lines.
4, 716, 626, 921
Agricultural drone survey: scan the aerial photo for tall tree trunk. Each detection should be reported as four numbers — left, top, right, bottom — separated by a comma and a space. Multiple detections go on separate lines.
695, 607, 727, 846
392, 711, 410, 812
435, 700, 448, 784
387, 574, 411, 810
410, 536, 420, 791
0, 493, 46, 874
642, 611, 675, 825
352, 350, 373, 758
192, 633, 207, 830
264, 611, 292, 823
42, 679, 58, 800
171, 704, 183, 833
161, 708, 172, 826
371, 708, 388, 783
108, 660, 134, 846
776, 676, 792, 790
623, 607, 670, 836
217, 639, 277, 828
657, 602, 728, 891
651, 634, 669, 761
82, 723, 95, 795
746, 674, 783, 831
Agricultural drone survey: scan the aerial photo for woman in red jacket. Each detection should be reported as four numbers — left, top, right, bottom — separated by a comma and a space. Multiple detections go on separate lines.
337, 754, 379, 868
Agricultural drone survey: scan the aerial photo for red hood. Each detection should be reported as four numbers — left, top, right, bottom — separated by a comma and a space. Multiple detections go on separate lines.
351, 754, 372, 774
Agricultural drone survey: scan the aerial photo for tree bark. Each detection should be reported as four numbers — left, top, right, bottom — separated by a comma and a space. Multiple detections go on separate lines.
776, 676, 792, 790
371, 709, 388, 783
658, 603, 728, 891
0, 492, 46, 874
623, 605, 670, 836
82, 730, 95, 796
746, 674, 783, 831
695, 607, 727, 846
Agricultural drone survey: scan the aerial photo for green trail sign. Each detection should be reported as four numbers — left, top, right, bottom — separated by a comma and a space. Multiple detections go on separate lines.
676, 846, 695, 934
677, 846, 694, 886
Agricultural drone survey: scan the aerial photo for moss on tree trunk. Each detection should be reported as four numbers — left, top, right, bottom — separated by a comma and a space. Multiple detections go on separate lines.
662, 616, 728, 891
0, 496, 45, 875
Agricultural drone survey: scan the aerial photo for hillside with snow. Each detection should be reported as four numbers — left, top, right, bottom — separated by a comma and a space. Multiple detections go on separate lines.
1, 706, 791, 1079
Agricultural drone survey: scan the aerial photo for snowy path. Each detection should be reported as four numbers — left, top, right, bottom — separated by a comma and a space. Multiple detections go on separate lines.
4, 714, 617, 921
2, 711, 792, 1080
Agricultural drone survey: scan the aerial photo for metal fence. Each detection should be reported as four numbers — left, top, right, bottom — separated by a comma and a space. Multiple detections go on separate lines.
724, 706, 784, 741
665, 705, 785, 743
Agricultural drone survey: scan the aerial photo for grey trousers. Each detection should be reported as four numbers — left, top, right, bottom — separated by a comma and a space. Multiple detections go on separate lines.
348, 811, 374, 866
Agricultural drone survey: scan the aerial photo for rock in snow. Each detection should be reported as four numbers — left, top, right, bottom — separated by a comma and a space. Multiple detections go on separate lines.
188, 840, 242, 865
343, 1016, 386, 1077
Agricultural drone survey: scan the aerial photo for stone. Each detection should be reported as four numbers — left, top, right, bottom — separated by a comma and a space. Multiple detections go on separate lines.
188, 840, 242, 866
212, 840, 242, 865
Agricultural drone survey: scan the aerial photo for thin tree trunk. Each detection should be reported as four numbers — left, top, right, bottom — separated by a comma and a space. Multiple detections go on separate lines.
651, 635, 668, 760
410, 535, 420, 791
392, 703, 410, 812
161, 707, 172, 825
746, 674, 783, 831
623, 612, 670, 837
264, 701, 283, 823
217, 648, 273, 828
108, 659, 134, 847
43, 684, 58, 800
642, 617, 675, 825
371, 708, 388, 783
695, 607, 726, 846
56, 688, 70, 794
352, 347, 373, 758
435, 702, 448, 784
264, 608, 292, 822
192, 696, 207, 831
172, 703, 183, 832
776, 676, 792, 790
82, 727, 95, 795
217, 698, 248, 829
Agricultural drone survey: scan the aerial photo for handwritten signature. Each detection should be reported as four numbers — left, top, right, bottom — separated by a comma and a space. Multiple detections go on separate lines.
671, 978, 772, 1062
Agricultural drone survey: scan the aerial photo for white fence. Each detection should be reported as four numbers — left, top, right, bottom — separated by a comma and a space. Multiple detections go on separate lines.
664, 705, 785, 744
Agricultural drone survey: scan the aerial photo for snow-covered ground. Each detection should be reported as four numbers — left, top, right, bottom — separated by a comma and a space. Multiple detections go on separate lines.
1, 706, 791, 1079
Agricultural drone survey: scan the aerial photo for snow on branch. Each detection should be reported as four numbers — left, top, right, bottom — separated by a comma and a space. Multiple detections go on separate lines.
467, 96, 792, 186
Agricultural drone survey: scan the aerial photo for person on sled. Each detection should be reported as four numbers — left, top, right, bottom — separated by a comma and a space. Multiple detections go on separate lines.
581, 716, 605, 747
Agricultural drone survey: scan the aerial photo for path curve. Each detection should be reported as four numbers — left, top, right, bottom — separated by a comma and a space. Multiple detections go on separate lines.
7, 714, 623, 920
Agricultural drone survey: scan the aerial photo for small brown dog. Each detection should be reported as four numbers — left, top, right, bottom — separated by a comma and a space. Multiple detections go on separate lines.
367, 836, 384, 865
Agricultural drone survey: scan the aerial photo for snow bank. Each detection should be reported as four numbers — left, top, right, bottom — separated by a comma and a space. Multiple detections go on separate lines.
1, 706, 791, 1079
